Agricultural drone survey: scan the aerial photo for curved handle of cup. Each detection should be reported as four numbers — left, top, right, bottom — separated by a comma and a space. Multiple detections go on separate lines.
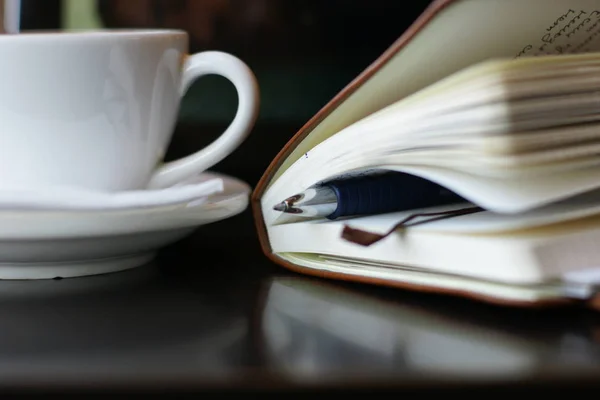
147, 51, 260, 189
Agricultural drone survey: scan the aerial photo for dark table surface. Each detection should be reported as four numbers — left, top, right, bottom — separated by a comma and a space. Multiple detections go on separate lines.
6, 123, 600, 395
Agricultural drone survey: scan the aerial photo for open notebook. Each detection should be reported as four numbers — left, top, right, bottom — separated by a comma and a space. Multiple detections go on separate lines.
252, 0, 600, 309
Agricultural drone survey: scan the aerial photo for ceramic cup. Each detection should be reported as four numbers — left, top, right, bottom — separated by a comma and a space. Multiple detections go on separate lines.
0, 30, 260, 191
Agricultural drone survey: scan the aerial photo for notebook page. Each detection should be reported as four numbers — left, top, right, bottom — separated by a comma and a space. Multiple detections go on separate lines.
385, 164, 600, 214
265, 53, 600, 217
270, 206, 600, 284
270, 0, 600, 185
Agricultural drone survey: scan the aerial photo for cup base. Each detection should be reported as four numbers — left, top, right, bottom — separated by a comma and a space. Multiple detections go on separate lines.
0, 253, 155, 280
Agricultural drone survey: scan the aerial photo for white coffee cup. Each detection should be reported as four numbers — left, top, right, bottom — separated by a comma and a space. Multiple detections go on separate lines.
0, 30, 260, 191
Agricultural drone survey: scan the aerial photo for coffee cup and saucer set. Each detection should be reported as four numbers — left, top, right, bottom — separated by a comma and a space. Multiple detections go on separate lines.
0, 29, 260, 280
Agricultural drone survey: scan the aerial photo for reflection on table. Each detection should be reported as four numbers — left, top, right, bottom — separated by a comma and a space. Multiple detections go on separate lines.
257, 276, 600, 382
0, 263, 249, 384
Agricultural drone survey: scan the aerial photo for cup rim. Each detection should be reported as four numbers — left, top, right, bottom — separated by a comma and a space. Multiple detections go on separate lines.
0, 29, 187, 40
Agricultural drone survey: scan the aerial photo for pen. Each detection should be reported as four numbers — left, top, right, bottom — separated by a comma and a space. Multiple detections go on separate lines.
273, 171, 465, 220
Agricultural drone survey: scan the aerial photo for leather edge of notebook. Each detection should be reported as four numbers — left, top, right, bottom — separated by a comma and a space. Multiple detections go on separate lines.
251, 0, 458, 259
251, 192, 275, 259
272, 261, 577, 309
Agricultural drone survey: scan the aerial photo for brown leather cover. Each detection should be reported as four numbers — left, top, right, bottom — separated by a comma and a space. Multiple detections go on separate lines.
250, 0, 600, 310
0, 1, 5, 33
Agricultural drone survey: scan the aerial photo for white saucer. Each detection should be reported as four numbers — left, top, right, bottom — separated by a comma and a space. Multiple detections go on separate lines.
0, 172, 250, 280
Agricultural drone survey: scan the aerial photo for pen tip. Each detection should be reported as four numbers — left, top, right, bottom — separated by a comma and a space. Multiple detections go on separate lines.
273, 202, 288, 212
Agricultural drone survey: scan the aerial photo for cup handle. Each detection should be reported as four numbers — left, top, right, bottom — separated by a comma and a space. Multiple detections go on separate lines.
147, 51, 260, 189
